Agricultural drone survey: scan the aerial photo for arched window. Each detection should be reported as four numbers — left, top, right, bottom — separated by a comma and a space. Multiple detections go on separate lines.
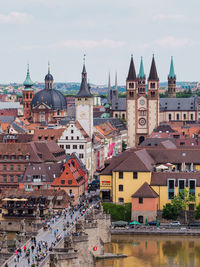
176, 114, 179, 120
169, 114, 172, 121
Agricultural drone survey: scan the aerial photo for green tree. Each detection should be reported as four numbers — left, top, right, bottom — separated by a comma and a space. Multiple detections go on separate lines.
194, 203, 200, 219
172, 189, 195, 224
162, 203, 179, 220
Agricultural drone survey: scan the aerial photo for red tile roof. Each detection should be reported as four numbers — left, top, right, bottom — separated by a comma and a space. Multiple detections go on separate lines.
132, 182, 158, 198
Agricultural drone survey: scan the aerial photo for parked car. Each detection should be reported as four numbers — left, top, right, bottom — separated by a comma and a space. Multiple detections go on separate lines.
188, 222, 200, 227
170, 221, 181, 226
148, 221, 157, 226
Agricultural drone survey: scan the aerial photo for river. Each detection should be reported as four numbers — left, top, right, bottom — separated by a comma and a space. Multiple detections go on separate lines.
97, 234, 200, 267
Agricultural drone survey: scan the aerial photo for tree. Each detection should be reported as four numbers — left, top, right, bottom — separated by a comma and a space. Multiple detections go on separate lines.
172, 189, 195, 224
194, 203, 200, 219
162, 203, 179, 220
162, 189, 195, 223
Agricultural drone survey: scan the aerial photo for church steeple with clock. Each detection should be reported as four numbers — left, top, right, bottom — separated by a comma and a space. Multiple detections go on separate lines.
126, 55, 159, 147
75, 60, 93, 138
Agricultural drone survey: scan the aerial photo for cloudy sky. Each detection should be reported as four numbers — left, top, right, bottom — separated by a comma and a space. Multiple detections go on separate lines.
0, 0, 199, 84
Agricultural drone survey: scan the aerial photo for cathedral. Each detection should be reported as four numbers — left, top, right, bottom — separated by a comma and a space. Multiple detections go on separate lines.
23, 64, 67, 123
126, 55, 159, 147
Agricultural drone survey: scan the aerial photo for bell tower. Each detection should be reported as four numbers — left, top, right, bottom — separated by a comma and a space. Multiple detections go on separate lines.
126, 55, 137, 147
168, 56, 176, 98
147, 55, 159, 135
75, 60, 93, 138
23, 63, 34, 119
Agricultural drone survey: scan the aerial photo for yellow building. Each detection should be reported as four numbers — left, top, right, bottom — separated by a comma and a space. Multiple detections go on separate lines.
100, 141, 200, 213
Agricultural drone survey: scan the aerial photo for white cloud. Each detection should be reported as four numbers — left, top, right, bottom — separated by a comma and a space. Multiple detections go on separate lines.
144, 36, 197, 49
153, 14, 185, 22
0, 12, 33, 24
59, 39, 125, 49
154, 36, 196, 48
23, 39, 125, 50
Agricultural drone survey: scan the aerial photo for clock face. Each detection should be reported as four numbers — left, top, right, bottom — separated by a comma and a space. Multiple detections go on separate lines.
139, 118, 146, 126
140, 99, 145, 105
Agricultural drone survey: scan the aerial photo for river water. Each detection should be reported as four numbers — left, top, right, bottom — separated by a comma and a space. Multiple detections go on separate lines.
97, 234, 200, 267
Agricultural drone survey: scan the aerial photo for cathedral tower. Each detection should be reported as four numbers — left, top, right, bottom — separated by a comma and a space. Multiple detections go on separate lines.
168, 56, 176, 98
147, 55, 159, 136
126, 55, 137, 147
23, 63, 34, 119
75, 62, 93, 138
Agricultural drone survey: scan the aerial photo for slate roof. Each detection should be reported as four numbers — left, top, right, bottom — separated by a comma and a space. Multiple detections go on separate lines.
148, 56, 159, 81
151, 172, 200, 186
0, 102, 21, 109
160, 97, 197, 111
140, 138, 176, 147
132, 182, 158, 198
0, 116, 15, 123
127, 56, 137, 81
76, 64, 93, 98
112, 97, 126, 111
154, 124, 175, 133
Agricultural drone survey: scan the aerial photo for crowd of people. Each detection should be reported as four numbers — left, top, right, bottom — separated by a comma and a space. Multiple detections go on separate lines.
4, 198, 97, 267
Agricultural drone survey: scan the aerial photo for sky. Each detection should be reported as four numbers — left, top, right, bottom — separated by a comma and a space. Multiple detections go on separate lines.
0, 0, 200, 85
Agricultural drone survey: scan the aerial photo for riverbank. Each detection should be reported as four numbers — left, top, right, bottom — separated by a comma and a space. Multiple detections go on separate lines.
111, 227, 200, 236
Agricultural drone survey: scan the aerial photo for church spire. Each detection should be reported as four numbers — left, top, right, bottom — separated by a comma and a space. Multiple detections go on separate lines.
138, 57, 145, 79
127, 55, 137, 81
115, 72, 118, 91
148, 55, 159, 81
23, 62, 34, 88
107, 72, 111, 103
77, 59, 92, 98
168, 56, 176, 79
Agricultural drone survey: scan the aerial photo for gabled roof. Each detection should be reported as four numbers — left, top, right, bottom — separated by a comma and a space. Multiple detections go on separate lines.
132, 182, 158, 198
160, 97, 196, 111
127, 55, 137, 81
148, 56, 159, 81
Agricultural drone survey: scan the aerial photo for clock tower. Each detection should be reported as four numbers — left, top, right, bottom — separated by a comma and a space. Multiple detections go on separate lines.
75, 62, 93, 138
126, 55, 159, 147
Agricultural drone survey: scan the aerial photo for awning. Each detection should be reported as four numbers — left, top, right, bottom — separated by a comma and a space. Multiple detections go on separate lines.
57, 196, 63, 200
47, 196, 54, 200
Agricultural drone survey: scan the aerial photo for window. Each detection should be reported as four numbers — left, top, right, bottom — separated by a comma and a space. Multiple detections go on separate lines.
3, 155, 8, 160
3, 175, 7, 182
122, 114, 125, 119
25, 155, 29, 160
168, 179, 175, 199
61, 180, 65, 185
189, 180, 196, 196
191, 114, 194, 120
176, 114, 180, 120
183, 114, 186, 120
79, 154, 84, 159
10, 165, 14, 171
71, 130, 74, 134
115, 114, 118, 118
119, 172, 123, 179
119, 185, 123, 191
10, 175, 14, 182
68, 180, 72, 185
138, 216, 144, 223
73, 145, 77, 149
11, 155, 16, 160
133, 172, 138, 179
65, 145, 70, 149
17, 175, 21, 182
129, 92, 134, 98
77, 136, 79, 140
139, 197, 143, 204
65, 136, 68, 140
71, 136, 74, 140
60, 145, 64, 149
169, 114, 172, 121
118, 198, 124, 203
151, 91, 155, 97
69, 189, 72, 194
79, 145, 84, 149
18, 155, 23, 160
129, 82, 134, 89
150, 82, 155, 89
178, 180, 185, 195
3, 165, 7, 171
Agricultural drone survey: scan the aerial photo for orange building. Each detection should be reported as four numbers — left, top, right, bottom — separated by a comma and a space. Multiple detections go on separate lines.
51, 153, 88, 205
131, 182, 159, 223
